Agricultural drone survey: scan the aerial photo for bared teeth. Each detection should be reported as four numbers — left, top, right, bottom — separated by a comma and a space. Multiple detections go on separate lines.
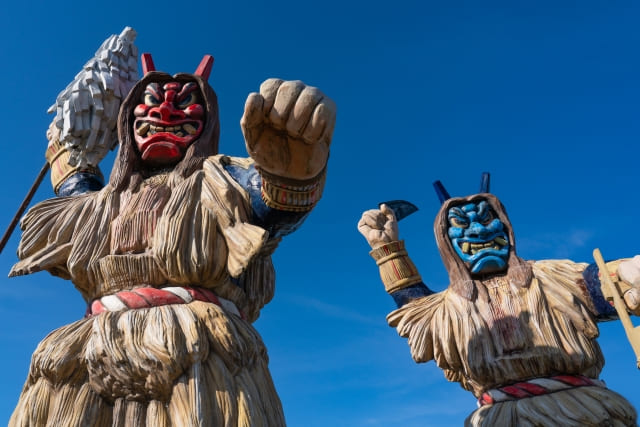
183, 124, 197, 135
137, 123, 150, 136
138, 122, 198, 138
470, 243, 489, 249
461, 237, 507, 255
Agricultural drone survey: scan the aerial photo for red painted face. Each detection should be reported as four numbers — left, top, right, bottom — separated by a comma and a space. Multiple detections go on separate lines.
133, 81, 204, 166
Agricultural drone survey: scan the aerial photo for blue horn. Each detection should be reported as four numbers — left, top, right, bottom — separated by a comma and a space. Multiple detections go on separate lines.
433, 180, 451, 204
480, 172, 490, 193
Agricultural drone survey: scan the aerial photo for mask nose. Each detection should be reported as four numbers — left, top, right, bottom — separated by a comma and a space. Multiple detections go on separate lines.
148, 90, 185, 122
465, 221, 490, 239
149, 103, 185, 122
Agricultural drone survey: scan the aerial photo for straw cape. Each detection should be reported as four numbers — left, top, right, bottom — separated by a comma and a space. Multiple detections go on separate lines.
9, 153, 285, 426
388, 259, 637, 426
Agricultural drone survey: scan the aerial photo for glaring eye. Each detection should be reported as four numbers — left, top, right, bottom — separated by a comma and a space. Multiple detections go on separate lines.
176, 83, 199, 109
144, 93, 161, 107
480, 211, 494, 225
449, 217, 468, 228
177, 93, 196, 109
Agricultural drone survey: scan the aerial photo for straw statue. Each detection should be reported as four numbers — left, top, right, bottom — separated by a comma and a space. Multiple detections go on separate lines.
8, 28, 335, 426
358, 175, 640, 426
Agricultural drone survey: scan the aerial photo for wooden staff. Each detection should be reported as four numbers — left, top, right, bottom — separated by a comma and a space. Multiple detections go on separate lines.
0, 162, 49, 255
593, 248, 640, 369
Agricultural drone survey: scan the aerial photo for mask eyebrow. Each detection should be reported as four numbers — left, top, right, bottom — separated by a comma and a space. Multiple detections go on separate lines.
477, 201, 489, 218
176, 82, 199, 102
448, 207, 467, 218
145, 83, 163, 100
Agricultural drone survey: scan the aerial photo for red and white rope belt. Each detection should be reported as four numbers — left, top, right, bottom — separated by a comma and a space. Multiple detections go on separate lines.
86, 286, 244, 319
477, 375, 606, 407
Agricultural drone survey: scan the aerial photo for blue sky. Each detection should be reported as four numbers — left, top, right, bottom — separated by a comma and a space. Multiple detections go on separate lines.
1, 1, 639, 426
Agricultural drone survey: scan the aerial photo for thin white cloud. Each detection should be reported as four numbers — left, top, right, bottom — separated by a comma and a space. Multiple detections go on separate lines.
283, 294, 383, 326
517, 228, 595, 259
346, 388, 473, 427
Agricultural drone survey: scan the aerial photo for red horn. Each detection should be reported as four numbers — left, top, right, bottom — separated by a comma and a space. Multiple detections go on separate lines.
194, 55, 214, 80
141, 53, 156, 75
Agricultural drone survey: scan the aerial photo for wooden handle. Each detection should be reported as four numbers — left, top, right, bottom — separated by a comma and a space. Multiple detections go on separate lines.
0, 162, 49, 255
593, 248, 640, 368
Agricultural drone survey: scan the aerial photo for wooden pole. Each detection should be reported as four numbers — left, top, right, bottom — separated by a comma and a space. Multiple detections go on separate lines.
593, 248, 640, 369
0, 162, 49, 255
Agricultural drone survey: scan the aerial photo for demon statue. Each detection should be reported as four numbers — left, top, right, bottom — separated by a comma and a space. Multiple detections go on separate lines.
358, 175, 640, 426
8, 29, 335, 426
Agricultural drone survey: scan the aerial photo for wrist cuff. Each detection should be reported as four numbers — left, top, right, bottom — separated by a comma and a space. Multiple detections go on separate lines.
259, 167, 326, 212
370, 240, 422, 293
46, 139, 102, 194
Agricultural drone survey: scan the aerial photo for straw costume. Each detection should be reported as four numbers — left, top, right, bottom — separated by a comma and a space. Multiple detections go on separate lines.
359, 184, 639, 426
9, 43, 335, 426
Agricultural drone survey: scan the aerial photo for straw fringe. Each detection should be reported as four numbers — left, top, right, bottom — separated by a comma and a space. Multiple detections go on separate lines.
146, 400, 169, 427
29, 318, 92, 385
206, 353, 239, 425
9, 378, 52, 426
466, 386, 636, 426
11, 381, 112, 427
10, 302, 284, 426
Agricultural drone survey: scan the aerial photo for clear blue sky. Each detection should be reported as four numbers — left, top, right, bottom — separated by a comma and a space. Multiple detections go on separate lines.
1, 1, 639, 426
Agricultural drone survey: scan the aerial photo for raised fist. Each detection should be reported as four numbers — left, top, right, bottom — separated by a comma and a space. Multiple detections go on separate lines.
358, 204, 399, 249
619, 256, 640, 287
241, 79, 336, 181
619, 256, 640, 312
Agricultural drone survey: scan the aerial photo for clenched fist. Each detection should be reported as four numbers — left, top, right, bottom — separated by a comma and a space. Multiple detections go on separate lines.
619, 256, 640, 312
358, 204, 399, 249
241, 79, 336, 181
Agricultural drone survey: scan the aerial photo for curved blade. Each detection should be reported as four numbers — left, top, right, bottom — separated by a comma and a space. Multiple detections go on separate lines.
378, 200, 418, 221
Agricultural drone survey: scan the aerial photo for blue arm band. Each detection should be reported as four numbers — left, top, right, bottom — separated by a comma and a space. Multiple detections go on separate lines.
583, 262, 618, 321
390, 282, 435, 308
224, 163, 310, 238
57, 172, 104, 197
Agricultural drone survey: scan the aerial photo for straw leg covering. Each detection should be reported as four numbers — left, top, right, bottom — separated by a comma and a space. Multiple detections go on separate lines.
466, 386, 637, 427
9, 301, 285, 426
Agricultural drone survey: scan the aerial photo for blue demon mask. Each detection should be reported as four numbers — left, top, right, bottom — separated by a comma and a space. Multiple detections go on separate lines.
447, 200, 509, 275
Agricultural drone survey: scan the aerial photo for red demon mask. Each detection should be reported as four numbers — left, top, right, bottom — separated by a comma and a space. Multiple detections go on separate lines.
133, 54, 214, 167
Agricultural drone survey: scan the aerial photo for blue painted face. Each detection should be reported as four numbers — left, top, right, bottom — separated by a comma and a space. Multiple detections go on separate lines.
447, 200, 510, 275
